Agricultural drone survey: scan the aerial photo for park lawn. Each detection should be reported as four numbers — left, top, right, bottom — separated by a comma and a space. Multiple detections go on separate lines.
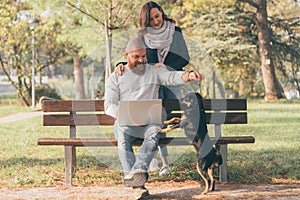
0, 100, 299, 188
224, 100, 300, 183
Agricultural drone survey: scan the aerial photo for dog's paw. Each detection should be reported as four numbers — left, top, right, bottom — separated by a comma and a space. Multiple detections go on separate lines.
164, 117, 181, 125
158, 128, 169, 133
201, 190, 208, 195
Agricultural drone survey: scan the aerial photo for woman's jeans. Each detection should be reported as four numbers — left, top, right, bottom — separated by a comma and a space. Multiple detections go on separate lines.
114, 123, 160, 176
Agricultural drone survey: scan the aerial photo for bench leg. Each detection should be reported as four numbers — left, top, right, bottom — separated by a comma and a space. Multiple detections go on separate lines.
218, 144, 228, 182
65, 146, 76, 186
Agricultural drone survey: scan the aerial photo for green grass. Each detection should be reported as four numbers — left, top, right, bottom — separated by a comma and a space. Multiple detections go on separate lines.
0, 100, 299, 188
0, 94, 35, 117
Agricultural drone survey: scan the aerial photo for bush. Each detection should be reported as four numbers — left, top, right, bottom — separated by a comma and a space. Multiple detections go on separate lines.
35, 85, 62, 102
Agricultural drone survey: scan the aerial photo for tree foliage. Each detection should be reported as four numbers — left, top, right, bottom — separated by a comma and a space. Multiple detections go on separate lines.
0, 0, 75, 105
63, 0, 145, 82
171, 0, 259, 98
30, 0, 94, 100
171, 0, 300, 99
2, 0, 299, 102
267, 1, 300, 93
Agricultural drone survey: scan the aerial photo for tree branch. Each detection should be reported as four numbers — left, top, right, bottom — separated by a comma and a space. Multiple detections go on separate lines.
238, 0, 260, 9
0, 55, 19, 90
64, 0, 104, 26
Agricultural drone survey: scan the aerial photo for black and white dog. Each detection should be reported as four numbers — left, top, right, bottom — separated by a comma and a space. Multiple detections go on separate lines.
161, 93, 223, 195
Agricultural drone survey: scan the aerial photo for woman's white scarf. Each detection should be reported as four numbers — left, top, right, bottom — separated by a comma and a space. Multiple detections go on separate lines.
144, 20, 175, 62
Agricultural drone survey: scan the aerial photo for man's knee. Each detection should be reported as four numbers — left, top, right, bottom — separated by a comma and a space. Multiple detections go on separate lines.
146, 125, 159, 134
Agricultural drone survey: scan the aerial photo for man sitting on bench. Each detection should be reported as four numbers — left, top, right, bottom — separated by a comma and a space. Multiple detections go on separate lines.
104, 37, 202, 197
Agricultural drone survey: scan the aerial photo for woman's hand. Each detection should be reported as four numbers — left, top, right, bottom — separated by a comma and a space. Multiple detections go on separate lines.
114, 63, 125, 76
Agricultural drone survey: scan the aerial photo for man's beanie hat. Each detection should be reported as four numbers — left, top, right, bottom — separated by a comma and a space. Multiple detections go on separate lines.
125, 37, 146, 53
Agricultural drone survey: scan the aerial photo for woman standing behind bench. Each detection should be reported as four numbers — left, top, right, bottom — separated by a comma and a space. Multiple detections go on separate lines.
115, 1, 190, 176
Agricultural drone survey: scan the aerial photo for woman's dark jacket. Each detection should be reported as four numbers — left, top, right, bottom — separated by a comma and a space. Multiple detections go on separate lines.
145, 26, 190, 71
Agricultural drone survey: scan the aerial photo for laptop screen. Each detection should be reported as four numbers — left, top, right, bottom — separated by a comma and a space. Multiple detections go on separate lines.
117, 99, 162, 126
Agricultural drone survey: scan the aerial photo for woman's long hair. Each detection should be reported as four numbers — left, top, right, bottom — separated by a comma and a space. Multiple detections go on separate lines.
138, 1, 175, 36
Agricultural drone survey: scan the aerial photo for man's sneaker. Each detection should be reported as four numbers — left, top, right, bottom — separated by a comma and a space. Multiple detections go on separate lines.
159, 165, 170, 176
149, 158, 159, 172
124, 171, 149, 187
132, 186, 149, 200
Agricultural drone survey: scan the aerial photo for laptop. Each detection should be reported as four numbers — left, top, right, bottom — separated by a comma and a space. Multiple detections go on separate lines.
117, 99, 162, 126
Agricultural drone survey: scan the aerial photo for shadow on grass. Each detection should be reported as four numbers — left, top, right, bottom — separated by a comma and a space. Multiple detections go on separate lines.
152, 148, 300, 184
1, 148, 299, 185
147, 183, 300, 199
0, 157, 64, 168
149, 183, 300, 200
0, 155, 114, 169
148, 187, 201, 200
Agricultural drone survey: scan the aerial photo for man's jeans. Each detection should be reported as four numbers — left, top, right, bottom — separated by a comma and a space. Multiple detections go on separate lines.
114, 123, 160, 176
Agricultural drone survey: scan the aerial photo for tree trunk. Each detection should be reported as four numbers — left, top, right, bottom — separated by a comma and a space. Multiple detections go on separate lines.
0, 58, 30, 106
255, 0, 283, 100
239, 79, 244, 97
73, 57, 86, 100
104, 22, 112, 83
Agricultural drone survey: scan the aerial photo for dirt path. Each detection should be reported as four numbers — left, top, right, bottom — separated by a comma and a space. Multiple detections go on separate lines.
0, 111, 42, 123
1, 181, 300, 200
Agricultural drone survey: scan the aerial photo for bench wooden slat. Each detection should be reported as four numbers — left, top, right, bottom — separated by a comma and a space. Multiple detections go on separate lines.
43, 100, 105, 112
43, 114, 115, 126
43, 112, 247, 126
43, 99, 247, 112
38, 136, 255, 146
163, 99, 247, 111
206, 99, 247, 111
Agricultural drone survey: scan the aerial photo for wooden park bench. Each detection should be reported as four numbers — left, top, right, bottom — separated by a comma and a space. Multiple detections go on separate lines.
38, 98, 255, 186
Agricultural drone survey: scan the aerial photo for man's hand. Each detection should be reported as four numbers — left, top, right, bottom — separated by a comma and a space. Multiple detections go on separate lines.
182, 70, 203, 82
189, 71, 203, 81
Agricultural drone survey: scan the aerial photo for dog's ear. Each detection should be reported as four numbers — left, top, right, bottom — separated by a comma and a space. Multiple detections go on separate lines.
195, 92, 203, 100
216, 152, 223, 165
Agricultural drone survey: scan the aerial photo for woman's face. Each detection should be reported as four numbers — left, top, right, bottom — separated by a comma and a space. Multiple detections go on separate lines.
149, 7, 163, 28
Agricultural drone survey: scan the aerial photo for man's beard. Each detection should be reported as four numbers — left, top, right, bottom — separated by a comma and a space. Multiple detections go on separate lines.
131, 62, 146, 75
